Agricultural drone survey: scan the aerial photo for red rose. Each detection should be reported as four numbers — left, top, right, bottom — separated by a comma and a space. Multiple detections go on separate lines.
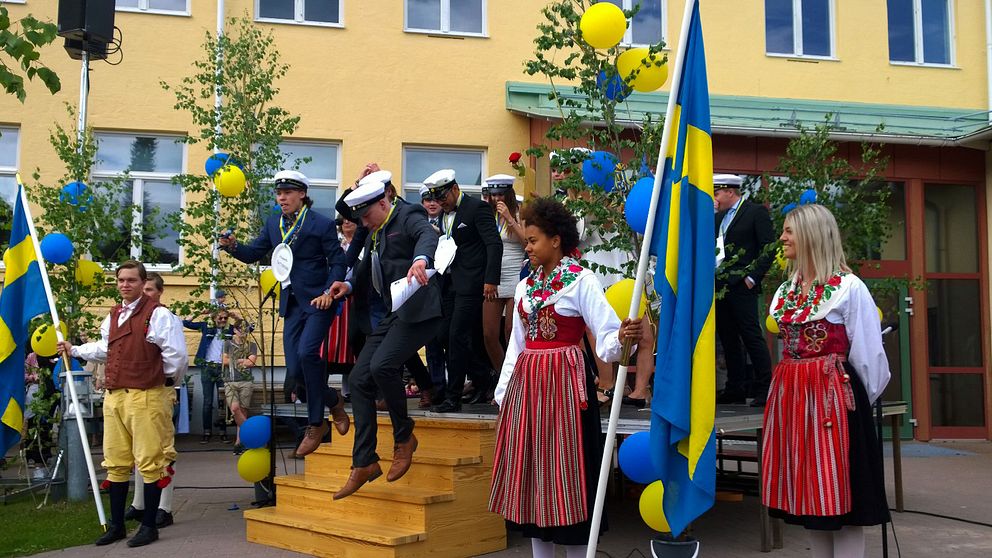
527, 277, 535, 287
509, 152, 522, 163
827, 275, 842, 287
568, 264, 582, 273
551, 280, 564, 290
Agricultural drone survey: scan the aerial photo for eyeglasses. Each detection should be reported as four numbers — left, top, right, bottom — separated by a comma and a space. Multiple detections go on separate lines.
420, 187, 451, 202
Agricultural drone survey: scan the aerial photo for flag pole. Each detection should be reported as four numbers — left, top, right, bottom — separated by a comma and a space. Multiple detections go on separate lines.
585, 0, 698, 554
16, 176, 107, 528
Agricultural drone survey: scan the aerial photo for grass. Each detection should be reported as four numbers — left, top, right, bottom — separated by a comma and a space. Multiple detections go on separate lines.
0, 492, 117, 557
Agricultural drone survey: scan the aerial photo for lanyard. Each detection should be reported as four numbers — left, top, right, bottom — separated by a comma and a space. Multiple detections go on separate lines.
279, 206, 309, 243
372, 203, 397, 252
495, 210, 507, 237
442, 192, 464, 238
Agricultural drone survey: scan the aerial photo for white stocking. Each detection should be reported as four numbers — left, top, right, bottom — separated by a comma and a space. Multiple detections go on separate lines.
531, 538, 556, 558
159, 478, 174, 512
832, 526, 864, 558
130, 467, 145, 509
564, 544, 588, 558
807, 529, 833, 558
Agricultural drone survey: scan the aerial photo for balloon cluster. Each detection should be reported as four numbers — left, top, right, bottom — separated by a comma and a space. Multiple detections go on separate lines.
206, 153, 246, 198
36, 182, 108, 287
580, 4, 669, 98
236, 416, 272, 483
618, 432, 671, 532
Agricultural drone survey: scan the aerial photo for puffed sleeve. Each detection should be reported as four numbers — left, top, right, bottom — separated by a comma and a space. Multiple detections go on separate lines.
71, 314, 111, 363
843, 277, 891, 404
494, 288, 526, 407
147, 307, 190, 378
576, 274, 624, 363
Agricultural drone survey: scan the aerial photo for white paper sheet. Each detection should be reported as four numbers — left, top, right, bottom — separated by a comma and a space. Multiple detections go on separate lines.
389, 269, 437, 311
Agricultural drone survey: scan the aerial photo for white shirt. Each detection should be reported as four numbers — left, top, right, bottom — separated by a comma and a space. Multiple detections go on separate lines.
205, 334, 225, 364
71, 296, 189, 378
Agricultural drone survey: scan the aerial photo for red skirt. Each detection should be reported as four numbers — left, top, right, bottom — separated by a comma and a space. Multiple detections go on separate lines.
320, 298, 354, 365
489, 345, 588, 527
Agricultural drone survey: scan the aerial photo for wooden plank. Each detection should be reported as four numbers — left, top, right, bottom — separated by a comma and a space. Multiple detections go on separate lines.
276, 484, 428, 530
245, 507, 425, 545
277, 474, 455, 504
247, 518, 396, 558
305, 452, 459, 491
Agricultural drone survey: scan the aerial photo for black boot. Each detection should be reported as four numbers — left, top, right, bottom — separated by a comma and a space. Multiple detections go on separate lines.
126, 525, 159, 547
94, 525, 127, 546
95, 481, 129, 546
128, 481, 162, 547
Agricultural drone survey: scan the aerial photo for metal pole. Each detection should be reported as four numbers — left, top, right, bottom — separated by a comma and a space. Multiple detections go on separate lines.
76, 51, 89, 148
210, 0, 225, 302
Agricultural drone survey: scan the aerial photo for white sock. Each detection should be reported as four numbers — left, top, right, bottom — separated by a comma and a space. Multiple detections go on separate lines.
131, 470, 145, 510
159, 479, 174, 512
564, 544, 588, 558
808, 530, 833, 558
531, 538, 556, 558
833, 526, 864, 558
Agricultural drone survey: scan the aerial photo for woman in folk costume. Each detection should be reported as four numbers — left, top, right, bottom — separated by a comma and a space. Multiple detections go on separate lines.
764, 204, 891, 558
490, 198, 642, 558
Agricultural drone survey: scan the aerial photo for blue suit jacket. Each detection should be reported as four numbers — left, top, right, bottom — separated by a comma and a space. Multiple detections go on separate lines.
227, 207, 346, 316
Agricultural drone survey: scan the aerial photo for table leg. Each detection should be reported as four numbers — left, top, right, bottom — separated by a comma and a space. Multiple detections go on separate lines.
890, 414, 904, 512
757, 427, 771, 552
772, 518, 783, 549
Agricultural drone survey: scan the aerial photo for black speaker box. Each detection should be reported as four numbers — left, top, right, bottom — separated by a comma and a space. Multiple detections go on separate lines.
64, 38, 108, 61
58, 0, 116, 44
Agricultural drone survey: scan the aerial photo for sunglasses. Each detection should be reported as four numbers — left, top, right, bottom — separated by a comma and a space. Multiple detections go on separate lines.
420, 187, 452, 202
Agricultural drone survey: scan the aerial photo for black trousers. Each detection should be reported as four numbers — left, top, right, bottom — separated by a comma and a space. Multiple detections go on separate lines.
348, 314, 440, 468
715, 287, 772, 399
440, 290, 487, 403
284, 295, 339, 425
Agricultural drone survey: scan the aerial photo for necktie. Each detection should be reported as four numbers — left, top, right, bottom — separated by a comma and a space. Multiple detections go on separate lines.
371, 251, 383, 294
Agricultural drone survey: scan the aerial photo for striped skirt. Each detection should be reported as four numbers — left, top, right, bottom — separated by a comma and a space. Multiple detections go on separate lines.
321, 298, 354, 365
489, 345, 588, 527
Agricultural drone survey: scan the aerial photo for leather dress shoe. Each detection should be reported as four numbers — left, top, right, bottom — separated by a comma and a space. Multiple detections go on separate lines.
155, 509, 174, 528
126, 524, 158, 547
387, 434, 418, 482
622, 396, 648, 409
295, 421, 329, 457
332, 462, 383, 500
463, 388, 492, 405
124, 505, 142, 521
432, 400, 462, 413
94, 524, 127, 546
330, 399, 350, 435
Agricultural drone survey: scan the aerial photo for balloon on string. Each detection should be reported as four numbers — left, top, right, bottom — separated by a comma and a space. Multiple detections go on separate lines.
605, 278, 647, 320
259, 269, 280, 301
239, 416, 271, 449
52, 357, 84, 391
40, 233, 74, 264
237, 448, 271, 483
625, 176, 655, 234
581, 151, 618, 192
75, 259, 104, 286
618, 432, 659, 484
617, 48, 669, 92
31, 322, 69, 357
59, 181, 92, 210
639, 481, 671, 532
799, 189, 817, 205
215, 165, 247, 197
766, 315, 780, 334
781, 203, 797, 215
596, 70, 631, 102
579, 2, 627, 49
204, 153, 243, 177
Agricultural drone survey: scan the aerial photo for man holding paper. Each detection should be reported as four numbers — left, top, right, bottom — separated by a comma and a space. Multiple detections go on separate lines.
322, 179, 441, 499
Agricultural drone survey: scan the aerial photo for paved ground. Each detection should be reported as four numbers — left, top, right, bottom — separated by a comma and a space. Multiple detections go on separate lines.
26, 437, 992, 558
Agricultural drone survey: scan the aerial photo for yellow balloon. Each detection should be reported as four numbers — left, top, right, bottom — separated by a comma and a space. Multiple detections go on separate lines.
75, 259, 104, 286
215, 165, 247, 197
605, 278, 647, 320
766, 315, 780, 334
259, 269, 281, 301
639, 480, 671, 533
617, 47, 669, 92
237, 448, 271, 483
579, 2, 627, 49
877, 307, 883, 322
31, 322, 69, 357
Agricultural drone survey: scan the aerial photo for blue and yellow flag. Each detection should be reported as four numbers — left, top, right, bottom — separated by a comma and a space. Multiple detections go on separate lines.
1, 185, 50, 456
648, 2, 716, 537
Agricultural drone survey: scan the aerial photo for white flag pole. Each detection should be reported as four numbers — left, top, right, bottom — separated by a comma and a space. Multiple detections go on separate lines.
585, 0, 699, 555
16, 176, 107, 528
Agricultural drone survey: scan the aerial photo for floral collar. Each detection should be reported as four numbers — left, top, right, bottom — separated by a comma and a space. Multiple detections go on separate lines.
523, 257, 584, 339
771, 271, 847, 324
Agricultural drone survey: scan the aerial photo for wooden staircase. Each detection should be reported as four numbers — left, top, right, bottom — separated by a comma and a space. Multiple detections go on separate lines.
245, 415, 507, 557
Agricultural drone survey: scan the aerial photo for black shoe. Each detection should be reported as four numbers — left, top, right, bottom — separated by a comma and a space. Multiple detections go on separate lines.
460, 389, 479, 403
126, 524, 159, 547
233, 443, 246, 455
155, 509, 174, 528
463, 389, 491, 405
200, 433, 210, 444
716, 391, 746, 405
124, 505, 143, 521
95, 524, 127, 546
622, 396, 648, 409
220, 433, 231, 444
432, 400, 462, 413
343, 393, 352, 403
749, 397, 766, 408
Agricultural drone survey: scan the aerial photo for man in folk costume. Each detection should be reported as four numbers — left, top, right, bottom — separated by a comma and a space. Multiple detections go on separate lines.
58, 261, 188, 547
323, 180, 441, 499
219, 170, 349, 456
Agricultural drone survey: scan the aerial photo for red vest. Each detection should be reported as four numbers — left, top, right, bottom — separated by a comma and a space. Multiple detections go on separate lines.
104, 297, 166, 390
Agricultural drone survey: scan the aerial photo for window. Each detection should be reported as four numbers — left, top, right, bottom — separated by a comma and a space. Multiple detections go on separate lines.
405, 0, 486, 36
765, 0, 834, 58
887, 0, 952, 65
93, 133, 185, 266
257, 0, 343, 26
116, 0, 190, 15
0, 128, 19, 254
276, 141, 341, 218
402, 146, 484, 202
605, 0, 665, 46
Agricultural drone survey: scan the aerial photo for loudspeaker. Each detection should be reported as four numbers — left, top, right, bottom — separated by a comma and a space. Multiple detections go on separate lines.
64, 38, 108, 61
58, 0, 116, 44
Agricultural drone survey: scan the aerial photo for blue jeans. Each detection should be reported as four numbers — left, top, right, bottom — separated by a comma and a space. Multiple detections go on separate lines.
200, 363, 226, 434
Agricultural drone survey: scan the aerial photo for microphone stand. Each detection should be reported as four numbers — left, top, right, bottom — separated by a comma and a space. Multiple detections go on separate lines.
259, 281, 279, 506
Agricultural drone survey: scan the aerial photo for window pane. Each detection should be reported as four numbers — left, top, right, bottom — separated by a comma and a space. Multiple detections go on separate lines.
305, 0, 340, 23
259, 0, 295, 20
924, 184, 977, 273
142, 180, 181, 265
929, 374, 985, 427
0, 175, 15, 206
631, 0, 663, 45
921, 0, 950, 64
308, 186, 338, 220
861, 181, 906, 260
765, 0, 794, 54
0, 128, 18, 167
408, 0, 441, 30
927, 280, 982, 367
280, 142, 338, 181
95, 135, 183, 173
149, 0, 186, 11
116, 0, 141, 8
887, 0, 915, 61
94, 181, 134, 263
0, 176, 14, 251
405, 148, 483, 188
800, 0, 830, 56
450, 0, 483, 33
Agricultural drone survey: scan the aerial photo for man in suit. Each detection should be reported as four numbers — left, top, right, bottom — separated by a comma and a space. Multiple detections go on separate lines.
219, 170, 350, 456
714, 174, 775, 406
423, 169, 503, 413
323, 180, 441, 499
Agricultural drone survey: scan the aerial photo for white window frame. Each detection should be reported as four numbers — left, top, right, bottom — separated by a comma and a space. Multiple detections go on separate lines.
404, 0, 488, 38
271, 139, 343, 218
889, 0, 956, 68
401, 145, 486, 201
92, 132, 187, 270
765, 0, 837, 60
116, 0, 191, 17
615, 0, 667, 48
255, 0, 345, 28
0, 126, 20, 267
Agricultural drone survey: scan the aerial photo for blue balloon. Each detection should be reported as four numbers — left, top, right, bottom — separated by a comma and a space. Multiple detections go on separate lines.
625, 176, 655, 234
618, 432, 659, 484
596, 70, 630, 102
240, 415, 272, 449
799, 189, 817, 205
53, 357, 84, 391
781, 203, 797, 215
59, 181, 92, 209
205, 153, 244, 177
40, 233, 74, 264
581, 151, 618, 192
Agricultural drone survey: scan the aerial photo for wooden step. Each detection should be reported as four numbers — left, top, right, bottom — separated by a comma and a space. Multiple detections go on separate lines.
305, 447, 483, 491
331, 414, 496, 466
278, 474, 455, 504
245, 507, 426, 554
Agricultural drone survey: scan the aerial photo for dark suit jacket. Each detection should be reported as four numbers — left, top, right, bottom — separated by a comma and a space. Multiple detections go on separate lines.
182, 320, 234, 365
442, 194, 502, 295
227, 207, 346, 316
715, 199, 775, 291
350, 202, 441, 331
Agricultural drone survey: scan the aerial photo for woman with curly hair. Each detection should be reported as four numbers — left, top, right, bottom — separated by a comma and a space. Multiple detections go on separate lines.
489, 197, 642, 558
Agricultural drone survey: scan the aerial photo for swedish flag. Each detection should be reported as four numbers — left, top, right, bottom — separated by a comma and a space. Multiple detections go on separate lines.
1, 185, 50, 456
648, 2, 716, 537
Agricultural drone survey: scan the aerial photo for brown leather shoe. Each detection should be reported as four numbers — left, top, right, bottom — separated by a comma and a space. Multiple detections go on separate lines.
418, 388, 434, 409
330, 399, 350, 436
386, 433, 418, 482
332, 462, 383, 500
295, 421, 329, 457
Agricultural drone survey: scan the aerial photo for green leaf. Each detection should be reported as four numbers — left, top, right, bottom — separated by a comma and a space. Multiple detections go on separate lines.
36, 66, 60, 93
